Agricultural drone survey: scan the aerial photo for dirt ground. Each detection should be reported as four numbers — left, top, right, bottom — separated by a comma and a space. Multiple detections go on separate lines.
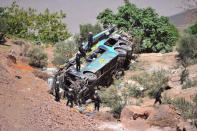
0, 40, 99, 131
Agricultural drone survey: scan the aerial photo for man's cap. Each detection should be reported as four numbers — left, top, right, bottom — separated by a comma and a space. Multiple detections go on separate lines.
95, 90, 98, 94
69, 88, 73, 91
89, 32, 93, 34
56, 81, 59, 84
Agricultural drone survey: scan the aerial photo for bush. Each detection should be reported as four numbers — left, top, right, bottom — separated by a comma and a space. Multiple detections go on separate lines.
188, 21, 197, 35
97, 0, 179, 53
52, 40, 78, 66
99, 86, 126, 118
177, 35, 197, 62
124, 83, 144, 98
27, 48, 48, 68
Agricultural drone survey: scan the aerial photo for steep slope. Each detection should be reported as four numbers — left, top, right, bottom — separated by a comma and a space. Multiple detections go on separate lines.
0, 42, 99, 131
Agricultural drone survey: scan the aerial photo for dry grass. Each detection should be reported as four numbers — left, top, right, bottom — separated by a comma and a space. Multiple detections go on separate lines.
32, 70, 51, 81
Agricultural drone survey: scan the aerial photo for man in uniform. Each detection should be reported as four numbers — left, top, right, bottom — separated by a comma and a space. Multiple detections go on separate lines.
87, 32, 93, 51
154, 88, 164, 105
76, 51, 81, 72
79, 42, 86, 57
93, 91, 101, 111
55, 80, 60, 102
66, 88, 74, 107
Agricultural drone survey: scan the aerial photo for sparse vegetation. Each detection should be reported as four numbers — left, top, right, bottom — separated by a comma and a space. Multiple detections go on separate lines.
27, 48, 48, 68
99, 86, 126, 118
52, 40, 78, 66
182, 79, 197, 89
172, 98, 194, 119
32, 70, 51, 81
124, 83, 144, 98
98, 78, 128, 118
163, 94, 197, 119
131, 70, 169, 98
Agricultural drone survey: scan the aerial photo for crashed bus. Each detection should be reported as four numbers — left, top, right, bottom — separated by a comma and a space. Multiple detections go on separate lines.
51, 26, 133, 104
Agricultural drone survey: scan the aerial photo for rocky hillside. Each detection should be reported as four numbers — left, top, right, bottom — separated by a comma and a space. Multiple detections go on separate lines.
0, 40, 99, 131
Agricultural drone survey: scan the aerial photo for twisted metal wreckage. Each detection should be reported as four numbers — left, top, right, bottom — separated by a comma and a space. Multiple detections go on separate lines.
51, 26, 133, 104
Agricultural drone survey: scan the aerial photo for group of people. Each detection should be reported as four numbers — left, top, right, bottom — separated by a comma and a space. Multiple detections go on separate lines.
76, 32, 93, 72
54, 77, 101, 111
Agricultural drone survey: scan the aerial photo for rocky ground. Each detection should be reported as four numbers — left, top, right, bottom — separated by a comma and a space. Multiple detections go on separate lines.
0, 39, 197, 131
0, 40, 99, 131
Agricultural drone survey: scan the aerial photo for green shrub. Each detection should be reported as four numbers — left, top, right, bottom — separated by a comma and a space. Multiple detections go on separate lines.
52, 40, 78, 66
188, 21, 197, 35
27, 48, 48, 68
99, 86, 126, 118
177, 35, 197, 62
97, 0, 179, 53
125, 83, 144, 98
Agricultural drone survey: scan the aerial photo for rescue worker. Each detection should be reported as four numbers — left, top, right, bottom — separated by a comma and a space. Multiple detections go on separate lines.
87, 32, 93, 51
55, 80, 60, 102
154, 88, 164, 105
66, 88, 74, 107
76, 51, 81, 72
93, 91, 101, 111
79, 42, 86, 57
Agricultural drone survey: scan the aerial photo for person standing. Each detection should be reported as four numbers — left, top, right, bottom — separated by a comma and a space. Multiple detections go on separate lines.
87, 32, 93, 51
154, 88, 164, 105
55, 81, 60, 102
66, 88, 74, 107
93, 91, 101, 111
76, 52, 81, 72
79, 42, 86, 57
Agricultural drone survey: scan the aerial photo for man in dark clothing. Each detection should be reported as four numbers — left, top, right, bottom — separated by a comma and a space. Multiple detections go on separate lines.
76, 52, 81, 72
87, 32, 93, 51
66, 88, 74, 107
55, 81, 60, 102
79, 43, 86, 57
154, 88, 164, 105
93, 91, 101, 111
